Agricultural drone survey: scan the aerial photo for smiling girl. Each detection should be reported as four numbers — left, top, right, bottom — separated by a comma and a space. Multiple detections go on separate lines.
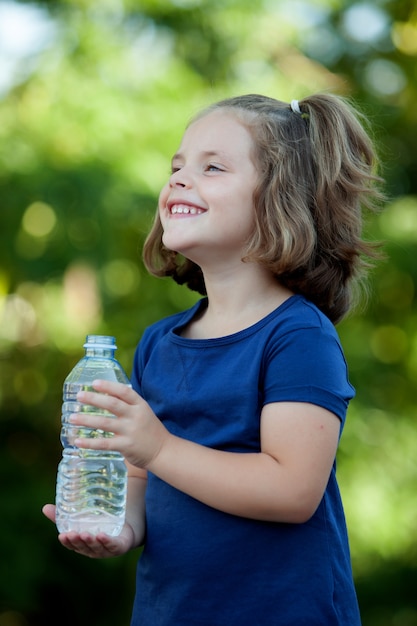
44, 93, 384, 625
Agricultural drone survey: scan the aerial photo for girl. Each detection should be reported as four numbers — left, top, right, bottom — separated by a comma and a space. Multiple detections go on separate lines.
43, 93, 383, 625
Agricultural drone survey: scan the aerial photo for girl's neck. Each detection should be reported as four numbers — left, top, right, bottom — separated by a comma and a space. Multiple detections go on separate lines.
183, 264, 293, 339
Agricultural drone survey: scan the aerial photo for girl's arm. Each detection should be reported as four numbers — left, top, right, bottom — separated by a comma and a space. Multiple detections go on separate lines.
152, 402, 339, 523
72, 381, 340, 524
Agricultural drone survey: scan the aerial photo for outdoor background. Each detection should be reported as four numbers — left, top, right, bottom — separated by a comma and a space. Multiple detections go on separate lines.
0, 0, 416, 624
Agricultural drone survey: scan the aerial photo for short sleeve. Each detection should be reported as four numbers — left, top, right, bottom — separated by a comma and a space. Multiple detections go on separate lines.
262, 325, 355, 424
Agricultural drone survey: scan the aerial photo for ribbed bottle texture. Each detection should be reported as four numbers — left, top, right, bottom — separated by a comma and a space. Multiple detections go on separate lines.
55, 335, 129, 536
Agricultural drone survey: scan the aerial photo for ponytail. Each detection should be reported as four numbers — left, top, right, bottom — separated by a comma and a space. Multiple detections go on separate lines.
278, 93, 385, 322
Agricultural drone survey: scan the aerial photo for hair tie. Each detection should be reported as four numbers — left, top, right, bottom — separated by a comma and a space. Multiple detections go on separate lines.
290, 100, 301, 114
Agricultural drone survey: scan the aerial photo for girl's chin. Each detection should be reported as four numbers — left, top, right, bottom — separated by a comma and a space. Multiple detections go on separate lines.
161, 234, 197, 255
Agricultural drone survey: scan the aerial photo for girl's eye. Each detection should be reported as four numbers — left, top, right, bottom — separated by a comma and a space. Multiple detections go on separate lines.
206, 164, 222, 172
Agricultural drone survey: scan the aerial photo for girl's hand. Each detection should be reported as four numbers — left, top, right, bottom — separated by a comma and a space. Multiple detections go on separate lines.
70, 380, 170, 469
42, 504, 136, 558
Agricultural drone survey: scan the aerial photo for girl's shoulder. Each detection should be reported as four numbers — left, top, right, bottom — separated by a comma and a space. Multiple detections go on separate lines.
242, 294, 339, 345
277, 295, 338, 333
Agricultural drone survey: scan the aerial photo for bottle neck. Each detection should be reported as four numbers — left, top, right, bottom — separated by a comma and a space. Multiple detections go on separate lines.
84, 348, 115, 358
83, 335, 117, 358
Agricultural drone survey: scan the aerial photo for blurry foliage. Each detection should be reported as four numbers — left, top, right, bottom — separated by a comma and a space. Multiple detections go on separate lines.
1, 0, 417, 624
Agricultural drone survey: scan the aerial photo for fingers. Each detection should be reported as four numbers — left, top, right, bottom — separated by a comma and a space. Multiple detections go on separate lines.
42, 504, 56, 523
69, 407, 128, 450
91, 379, 136, 402
57, 527, 133, 559
70, 381, 137, 443
75, 381, 139, 417
70, 412, 120, 435
59, 532, 118, 558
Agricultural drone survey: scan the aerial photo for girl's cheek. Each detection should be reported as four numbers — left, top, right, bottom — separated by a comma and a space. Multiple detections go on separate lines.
158, 183, 170, 209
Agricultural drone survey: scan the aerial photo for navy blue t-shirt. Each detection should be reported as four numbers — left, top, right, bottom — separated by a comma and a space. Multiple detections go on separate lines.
130, 295, 361, 625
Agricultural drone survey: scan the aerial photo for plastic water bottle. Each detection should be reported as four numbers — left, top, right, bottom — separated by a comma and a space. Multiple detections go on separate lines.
55, 335, 129, 536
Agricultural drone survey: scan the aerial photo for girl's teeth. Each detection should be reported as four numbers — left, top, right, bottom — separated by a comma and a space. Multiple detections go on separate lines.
171, 205, 203, 215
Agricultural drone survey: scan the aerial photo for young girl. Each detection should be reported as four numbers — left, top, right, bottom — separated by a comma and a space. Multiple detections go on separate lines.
43, 93, 383, 625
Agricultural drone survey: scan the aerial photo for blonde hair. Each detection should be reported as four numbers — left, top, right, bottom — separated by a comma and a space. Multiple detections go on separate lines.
143, 93, 384, 323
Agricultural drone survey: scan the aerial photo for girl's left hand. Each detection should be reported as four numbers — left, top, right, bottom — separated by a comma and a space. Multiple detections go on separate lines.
42, 504, 138, 558
70, 380, 169, 469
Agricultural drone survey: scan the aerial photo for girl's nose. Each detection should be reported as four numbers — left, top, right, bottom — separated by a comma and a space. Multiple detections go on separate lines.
169, 168, 192, 189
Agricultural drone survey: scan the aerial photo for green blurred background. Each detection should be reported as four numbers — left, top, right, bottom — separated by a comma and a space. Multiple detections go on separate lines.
0, 0, 416, 624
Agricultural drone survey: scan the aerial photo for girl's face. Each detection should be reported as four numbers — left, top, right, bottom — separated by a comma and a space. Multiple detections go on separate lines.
158, 110, 259, 268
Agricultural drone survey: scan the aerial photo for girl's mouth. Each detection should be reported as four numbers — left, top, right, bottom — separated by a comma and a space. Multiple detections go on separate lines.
169, 203, 206, 215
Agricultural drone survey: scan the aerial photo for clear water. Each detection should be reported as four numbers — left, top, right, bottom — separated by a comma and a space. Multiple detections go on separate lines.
56, 453, 127, 536
56, 380, 127, 536
60, 382, 119, 449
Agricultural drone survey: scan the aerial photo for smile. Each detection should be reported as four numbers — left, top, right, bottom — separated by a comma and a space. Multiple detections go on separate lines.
169, 203, 206, 215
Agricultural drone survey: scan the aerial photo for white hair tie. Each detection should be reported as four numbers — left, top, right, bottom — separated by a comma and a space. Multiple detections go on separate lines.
290, 100, 301, 114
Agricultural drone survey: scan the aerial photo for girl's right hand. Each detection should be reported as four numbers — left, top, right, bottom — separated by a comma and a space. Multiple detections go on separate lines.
42, 504, 136, 559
